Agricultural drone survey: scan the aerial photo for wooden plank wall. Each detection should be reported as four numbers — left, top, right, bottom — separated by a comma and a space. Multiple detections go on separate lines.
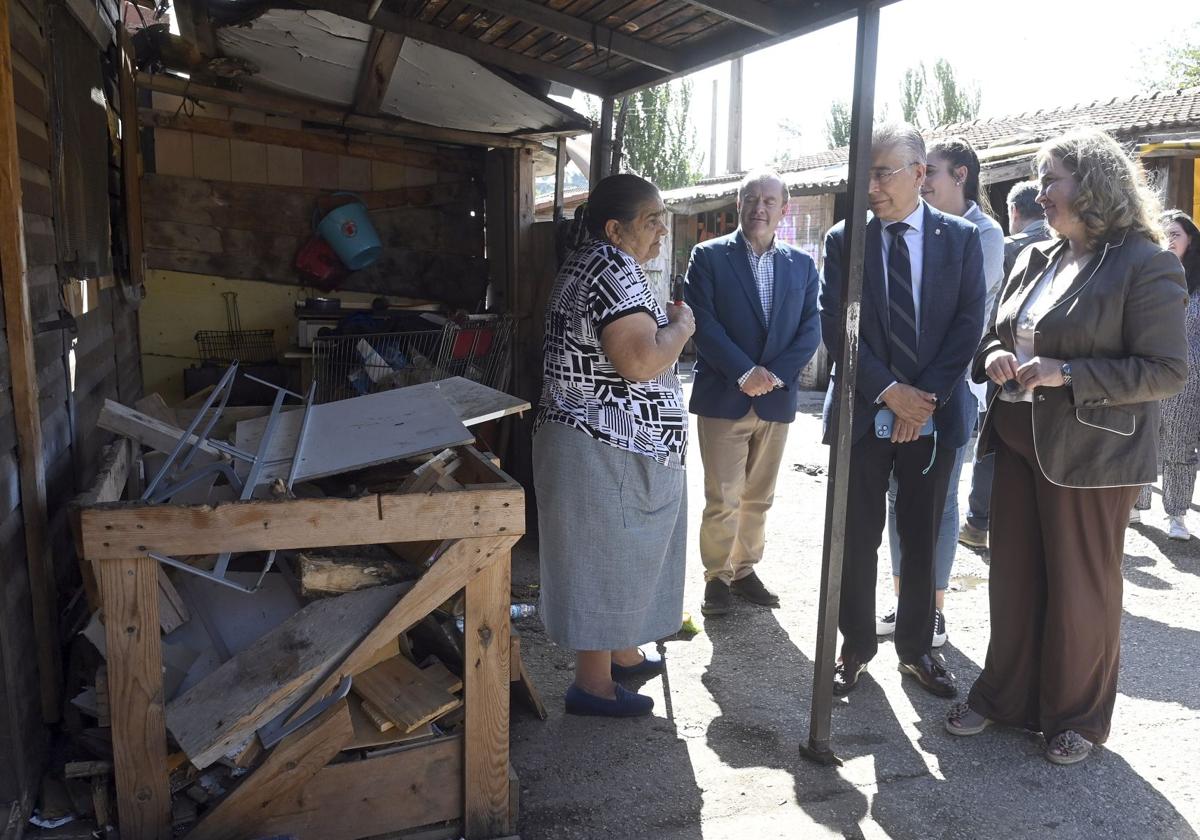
141, 93, 489, 308
1, 0, 142, 820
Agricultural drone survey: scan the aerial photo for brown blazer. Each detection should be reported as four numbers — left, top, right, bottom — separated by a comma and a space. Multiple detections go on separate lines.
973, 232, 1187, 488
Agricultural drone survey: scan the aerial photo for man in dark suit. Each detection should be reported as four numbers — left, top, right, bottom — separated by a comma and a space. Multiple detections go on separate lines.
819, 124, 985, 697
685, 169, 822, 617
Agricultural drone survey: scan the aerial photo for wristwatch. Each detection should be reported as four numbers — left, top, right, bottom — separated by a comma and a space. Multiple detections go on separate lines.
1060, 361, 1073, 387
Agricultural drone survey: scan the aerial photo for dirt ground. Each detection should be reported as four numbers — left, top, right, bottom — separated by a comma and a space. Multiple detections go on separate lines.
509, 384, 1200, 840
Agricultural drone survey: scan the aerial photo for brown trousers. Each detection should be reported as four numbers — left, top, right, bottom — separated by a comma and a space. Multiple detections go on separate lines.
968, 400, 1139, 744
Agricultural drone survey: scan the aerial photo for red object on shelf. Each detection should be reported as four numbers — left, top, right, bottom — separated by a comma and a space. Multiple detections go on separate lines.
449, 325, 495, 361
295, 236, 347, 291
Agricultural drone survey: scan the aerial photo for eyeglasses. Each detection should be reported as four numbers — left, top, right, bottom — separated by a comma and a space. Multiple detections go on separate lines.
868, 162, 917, 184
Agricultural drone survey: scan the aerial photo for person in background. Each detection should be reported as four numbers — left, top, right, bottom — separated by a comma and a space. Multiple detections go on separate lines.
946, 130, 1186, 765
533, 173, 695, 718
959, 180, 1051, 550
878, 136, 1003, 649
685, 169, 822, 618
1131, 210, 1200, 538
819, 123, 985, 699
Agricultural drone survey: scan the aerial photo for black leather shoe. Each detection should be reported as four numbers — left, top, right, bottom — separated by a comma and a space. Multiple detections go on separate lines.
729, 572, 781, 607
701, 579, 732, 616
898, 653, 957, 698
832, 655, 868, 696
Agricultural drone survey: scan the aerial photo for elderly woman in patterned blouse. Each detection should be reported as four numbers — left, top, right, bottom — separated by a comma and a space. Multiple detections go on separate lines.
533, 174, 695, 717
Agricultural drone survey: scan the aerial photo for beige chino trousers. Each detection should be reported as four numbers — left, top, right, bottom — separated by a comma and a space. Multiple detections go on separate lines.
697, 409, 790, 584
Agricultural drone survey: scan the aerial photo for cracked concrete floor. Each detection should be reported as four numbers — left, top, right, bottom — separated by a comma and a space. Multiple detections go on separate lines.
509, 388, 1200, 840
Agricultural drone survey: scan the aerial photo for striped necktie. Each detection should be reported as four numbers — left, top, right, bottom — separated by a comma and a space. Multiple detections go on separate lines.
886, 221, 919, 383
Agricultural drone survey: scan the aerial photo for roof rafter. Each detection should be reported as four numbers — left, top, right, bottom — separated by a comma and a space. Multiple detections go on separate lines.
464, 0, 681, 73
684, 1, 786, 35
354, 28, 406, 114
292, 0, 610, 96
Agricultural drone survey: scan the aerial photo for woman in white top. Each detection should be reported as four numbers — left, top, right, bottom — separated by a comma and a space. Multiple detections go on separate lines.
880, 137, 1004, 648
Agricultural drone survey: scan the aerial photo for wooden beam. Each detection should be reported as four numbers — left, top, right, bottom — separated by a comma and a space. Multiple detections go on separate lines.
589, 96, 614, 185
605, 3, 867, 98
136, 73, 553, 150
165, 583, 409, 770
255, 735, 463, 839
295, 0, 609, 96
140, 110, 482, 172
464, 547, 511, 839
686, 0, 785, 35
186, 700, 353, 840
100, 556, 170, 839
354, 29, 405, 115
0, 0, 60, 724
292, 535, 519, 721
97, 398, 224, 462
465, 0, 680, 72
118, 29, 145, 290
174, 0, 216, 56
81, 485, 523, 561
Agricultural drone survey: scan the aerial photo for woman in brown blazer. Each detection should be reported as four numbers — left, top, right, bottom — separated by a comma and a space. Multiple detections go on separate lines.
944, 129, 1187, 764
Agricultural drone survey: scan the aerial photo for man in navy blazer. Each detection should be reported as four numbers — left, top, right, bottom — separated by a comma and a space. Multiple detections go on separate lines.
819, 124, 985, 698
685, 169, 821, 617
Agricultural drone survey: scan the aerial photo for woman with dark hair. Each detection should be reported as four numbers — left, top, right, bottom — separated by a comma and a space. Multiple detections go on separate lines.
945, 130, 1187, 764
533, 173, 695, 717
1132, 210, 1200, 538
878, 136, 1004, 649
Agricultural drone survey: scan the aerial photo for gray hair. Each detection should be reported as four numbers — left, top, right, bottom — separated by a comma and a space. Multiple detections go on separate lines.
1006, 180, 1044, 220
871, 122, 926, 165
738, 168, 789, 203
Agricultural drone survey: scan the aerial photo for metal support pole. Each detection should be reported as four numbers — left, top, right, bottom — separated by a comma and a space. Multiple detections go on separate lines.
800, 2, 880, 767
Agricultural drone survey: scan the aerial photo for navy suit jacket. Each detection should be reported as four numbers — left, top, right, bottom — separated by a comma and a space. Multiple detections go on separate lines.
819, 204, 986, 449
685, 230, 822, 423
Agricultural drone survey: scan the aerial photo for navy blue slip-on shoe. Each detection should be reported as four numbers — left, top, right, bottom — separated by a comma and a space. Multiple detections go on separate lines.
564, 683, 654, 717
611, 648, 665, 680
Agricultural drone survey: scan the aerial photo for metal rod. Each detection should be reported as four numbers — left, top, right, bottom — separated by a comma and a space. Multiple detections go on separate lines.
243, 373, 304, 400
286, 382, 318, 490
149, 552, 265, 594
802, 2, 880, 767
142, 362, 239, 500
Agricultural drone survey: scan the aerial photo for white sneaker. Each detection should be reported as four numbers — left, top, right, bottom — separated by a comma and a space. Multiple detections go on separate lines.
1128, 508, 1142, 525
1168, 515, 1191, 541
931, 609, 948, 648
876, 608, 897, 636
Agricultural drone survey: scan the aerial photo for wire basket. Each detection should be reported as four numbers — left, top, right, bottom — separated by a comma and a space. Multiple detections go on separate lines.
311, 315, 514, 404
194, 329, 276, 365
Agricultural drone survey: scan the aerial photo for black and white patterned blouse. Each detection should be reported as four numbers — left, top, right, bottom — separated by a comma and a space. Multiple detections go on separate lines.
535, 238, 687, 465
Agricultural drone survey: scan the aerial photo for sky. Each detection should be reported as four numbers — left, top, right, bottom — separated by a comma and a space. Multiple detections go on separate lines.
564, 0, 1200, 175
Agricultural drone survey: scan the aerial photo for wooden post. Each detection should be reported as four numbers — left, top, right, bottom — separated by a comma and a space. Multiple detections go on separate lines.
118, 28, 145, 290
0, 0, 60, 723
588, 96, 613, 186
463, 547, 511, 839
100, 557, 170, 840
553, 135, 567, 224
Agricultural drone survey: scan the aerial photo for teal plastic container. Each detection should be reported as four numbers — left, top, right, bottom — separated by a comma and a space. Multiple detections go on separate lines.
316, 192, 382, 270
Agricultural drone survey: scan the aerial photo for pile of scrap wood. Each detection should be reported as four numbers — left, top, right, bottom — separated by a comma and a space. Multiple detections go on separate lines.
50, 373, 542, 840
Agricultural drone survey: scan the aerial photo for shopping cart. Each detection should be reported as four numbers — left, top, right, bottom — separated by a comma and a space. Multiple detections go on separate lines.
310, 314, 514, 404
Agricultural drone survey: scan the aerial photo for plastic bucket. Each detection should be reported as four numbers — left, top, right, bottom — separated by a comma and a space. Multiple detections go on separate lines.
315, 192, 382, 270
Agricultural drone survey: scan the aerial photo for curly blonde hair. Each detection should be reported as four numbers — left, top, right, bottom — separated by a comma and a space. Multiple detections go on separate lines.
1036, 129, 1163, 250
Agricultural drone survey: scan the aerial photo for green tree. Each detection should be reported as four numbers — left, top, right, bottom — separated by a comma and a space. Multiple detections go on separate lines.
898, 59, 981, 128
618, 79, 702, 190
825, 99, 851, 149
1146, 23, 1200, 88
900, 64, 926, 125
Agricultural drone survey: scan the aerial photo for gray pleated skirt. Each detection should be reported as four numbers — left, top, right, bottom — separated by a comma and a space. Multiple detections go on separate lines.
533, 421, 687, 651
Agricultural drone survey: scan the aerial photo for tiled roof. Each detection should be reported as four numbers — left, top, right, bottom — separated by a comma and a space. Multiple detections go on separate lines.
935, 87, 1200, 148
